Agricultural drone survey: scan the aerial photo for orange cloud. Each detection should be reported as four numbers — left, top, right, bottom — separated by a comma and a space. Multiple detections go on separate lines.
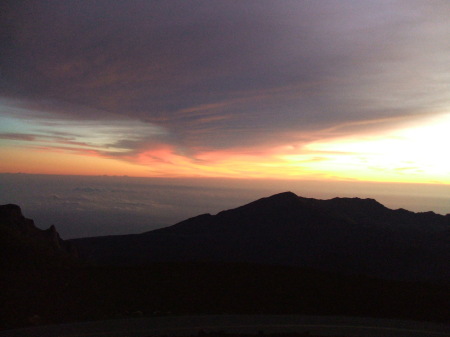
0, 147, 146, 176
2, 112, 449, 184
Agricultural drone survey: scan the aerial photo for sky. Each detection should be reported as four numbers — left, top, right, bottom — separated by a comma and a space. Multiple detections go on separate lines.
1, 0, 449, 183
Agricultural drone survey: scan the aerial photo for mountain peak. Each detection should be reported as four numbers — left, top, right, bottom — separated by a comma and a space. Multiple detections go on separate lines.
0, 203, 37, 234
331, 196, 384, 205
228, 191, 302, 214
267, 191, 299, 200
0, 204, 24, 220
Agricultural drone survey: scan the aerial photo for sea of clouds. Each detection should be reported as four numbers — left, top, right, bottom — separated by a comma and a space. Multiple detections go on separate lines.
1, 174, 449, 239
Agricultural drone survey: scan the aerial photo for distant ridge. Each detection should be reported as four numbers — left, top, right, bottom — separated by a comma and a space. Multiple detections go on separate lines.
71, 192, 450, 282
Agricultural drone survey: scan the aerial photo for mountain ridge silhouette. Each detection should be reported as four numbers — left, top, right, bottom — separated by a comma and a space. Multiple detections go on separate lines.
1, 194, 449, 328
71, 192, 450, 282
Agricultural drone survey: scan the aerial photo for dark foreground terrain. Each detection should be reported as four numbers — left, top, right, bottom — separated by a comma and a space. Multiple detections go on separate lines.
1, 194, 449, 331
1, 315, 449, 337
2, 262, 449, 330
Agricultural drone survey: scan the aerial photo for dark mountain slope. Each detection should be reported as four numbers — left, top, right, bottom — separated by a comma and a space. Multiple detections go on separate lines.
71, 192, 450, 282
1, 201, 449, 329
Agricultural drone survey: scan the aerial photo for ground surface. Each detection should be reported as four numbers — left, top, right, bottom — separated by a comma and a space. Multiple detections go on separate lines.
0, 315, 449, 337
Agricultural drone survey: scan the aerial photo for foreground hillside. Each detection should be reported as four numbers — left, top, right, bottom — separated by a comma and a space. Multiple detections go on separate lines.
2, 262, 449, 329
72, 192, 450, 282
1, 196, 449, 330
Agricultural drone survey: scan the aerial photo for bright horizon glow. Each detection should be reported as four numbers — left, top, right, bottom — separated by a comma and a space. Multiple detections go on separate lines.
297, 113, 450, 184
1, 113, 449, 184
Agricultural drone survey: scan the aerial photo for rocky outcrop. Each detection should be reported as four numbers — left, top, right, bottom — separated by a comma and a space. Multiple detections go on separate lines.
0, 204, 78, 269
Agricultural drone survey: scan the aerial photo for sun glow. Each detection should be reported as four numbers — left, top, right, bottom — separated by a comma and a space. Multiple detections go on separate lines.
299, 113, 450, 183
2, 96, 449, 183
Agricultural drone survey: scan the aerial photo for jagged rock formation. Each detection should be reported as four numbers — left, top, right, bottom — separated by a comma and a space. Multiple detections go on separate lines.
0, 204, 77, 269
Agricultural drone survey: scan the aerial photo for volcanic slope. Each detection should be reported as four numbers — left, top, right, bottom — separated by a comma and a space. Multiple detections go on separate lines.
71, 192, 450, 282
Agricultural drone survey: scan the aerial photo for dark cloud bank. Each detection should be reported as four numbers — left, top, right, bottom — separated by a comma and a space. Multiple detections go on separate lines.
1, 0, 449, 156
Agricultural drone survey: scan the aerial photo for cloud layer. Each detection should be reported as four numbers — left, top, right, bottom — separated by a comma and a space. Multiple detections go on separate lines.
1, 174, 449, 238
1, 0, 449, 180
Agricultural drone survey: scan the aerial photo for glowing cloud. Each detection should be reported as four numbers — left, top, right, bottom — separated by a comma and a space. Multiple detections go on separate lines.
1, 1, 450, 184
299, 113, 450, 183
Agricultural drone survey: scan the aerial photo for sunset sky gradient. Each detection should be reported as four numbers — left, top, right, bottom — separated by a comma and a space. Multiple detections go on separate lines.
1, 0, 449, 183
